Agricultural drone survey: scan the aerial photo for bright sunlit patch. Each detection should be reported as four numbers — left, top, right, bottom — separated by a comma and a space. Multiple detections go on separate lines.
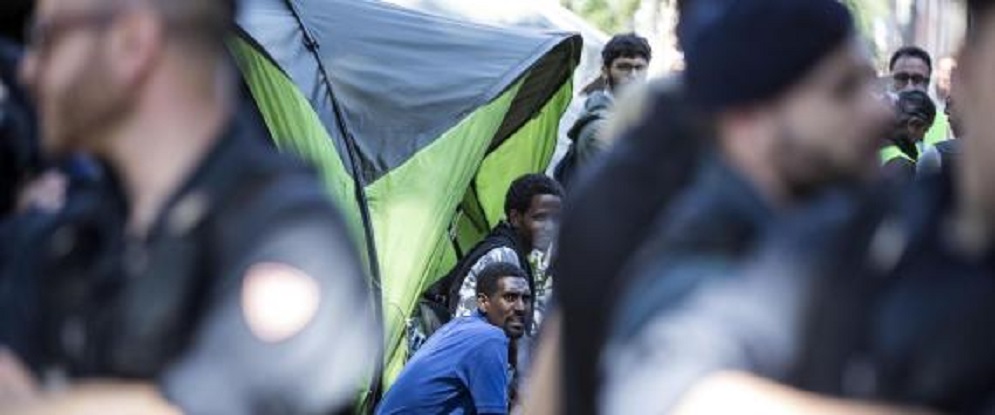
241, 262, 321, 343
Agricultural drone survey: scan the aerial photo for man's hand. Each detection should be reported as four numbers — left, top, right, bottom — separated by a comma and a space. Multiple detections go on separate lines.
1, 382, 182, 415
0, 347, 39, 405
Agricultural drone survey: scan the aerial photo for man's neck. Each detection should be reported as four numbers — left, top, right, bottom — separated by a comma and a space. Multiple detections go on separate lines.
720, 132, 790, 210
100, 69, 231, 238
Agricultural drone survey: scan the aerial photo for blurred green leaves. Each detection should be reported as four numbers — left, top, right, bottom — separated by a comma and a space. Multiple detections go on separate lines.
560, 0, 642, 33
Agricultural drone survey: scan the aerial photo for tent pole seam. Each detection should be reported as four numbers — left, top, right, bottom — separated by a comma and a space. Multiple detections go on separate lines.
280, 0, 386, 409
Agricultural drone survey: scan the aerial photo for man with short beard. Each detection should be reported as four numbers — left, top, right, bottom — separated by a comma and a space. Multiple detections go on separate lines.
603, 0, 995, 413
0, 0, 375, 413
379, 263, 531, 415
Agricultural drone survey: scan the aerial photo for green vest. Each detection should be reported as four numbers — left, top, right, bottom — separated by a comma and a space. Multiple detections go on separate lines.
880, 144, 916, 164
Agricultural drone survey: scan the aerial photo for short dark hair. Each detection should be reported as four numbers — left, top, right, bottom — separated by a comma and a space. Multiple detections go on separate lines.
897, 89, 937, 125
476, 262, 527, 298
504, 173, 564, 216
889, 46, 933, 73
602, 33, 652, 68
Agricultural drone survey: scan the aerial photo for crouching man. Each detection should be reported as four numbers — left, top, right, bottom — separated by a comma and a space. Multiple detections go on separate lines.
378, 263, 532, 415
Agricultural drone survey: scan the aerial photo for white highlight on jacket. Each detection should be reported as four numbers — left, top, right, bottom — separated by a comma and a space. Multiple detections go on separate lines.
241, 262, 321, 343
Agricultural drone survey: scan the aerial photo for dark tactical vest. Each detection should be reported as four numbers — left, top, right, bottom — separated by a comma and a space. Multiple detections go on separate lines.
3, 118, 329, 380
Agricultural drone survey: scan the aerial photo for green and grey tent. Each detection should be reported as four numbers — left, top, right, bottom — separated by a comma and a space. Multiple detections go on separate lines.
231, 0, 581, 398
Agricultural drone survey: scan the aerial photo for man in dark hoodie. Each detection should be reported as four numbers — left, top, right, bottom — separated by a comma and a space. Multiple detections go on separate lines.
555, 33, 651, 188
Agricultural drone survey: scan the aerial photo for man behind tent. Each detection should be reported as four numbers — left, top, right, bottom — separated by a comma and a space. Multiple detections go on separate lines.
555, 33, 651, 188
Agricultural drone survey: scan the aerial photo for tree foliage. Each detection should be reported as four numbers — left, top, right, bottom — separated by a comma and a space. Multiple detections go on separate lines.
561, 0, 642, 33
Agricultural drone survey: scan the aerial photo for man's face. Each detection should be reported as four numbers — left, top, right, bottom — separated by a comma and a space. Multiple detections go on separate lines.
478, 276, 531, 339
891, 55, 931, 93
510, 194, 562, 252
771, 40, 892, 192
20, 0, 136, 157
605, 56, 649, 93
958, 10, 995, 192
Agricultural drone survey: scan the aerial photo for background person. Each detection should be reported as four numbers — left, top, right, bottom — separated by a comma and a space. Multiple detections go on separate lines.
555, 33, 651, 189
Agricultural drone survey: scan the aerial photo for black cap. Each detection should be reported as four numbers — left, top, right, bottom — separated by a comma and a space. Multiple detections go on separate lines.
682, 0, 855, 113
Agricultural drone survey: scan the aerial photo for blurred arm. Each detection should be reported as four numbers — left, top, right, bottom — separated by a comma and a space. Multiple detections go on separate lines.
673, 371, 939, 415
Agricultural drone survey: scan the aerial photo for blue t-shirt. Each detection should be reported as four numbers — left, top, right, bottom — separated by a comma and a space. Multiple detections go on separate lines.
377, 313, 510, 415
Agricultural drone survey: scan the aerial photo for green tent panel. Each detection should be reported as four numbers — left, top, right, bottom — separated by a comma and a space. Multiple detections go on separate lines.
476, 80, 572, 225
234, 0, 582, 401
229, 38, 366, 245
368, 80, 523, 382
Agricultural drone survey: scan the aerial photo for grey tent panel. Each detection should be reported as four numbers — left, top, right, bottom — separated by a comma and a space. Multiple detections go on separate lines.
237, 0, 581, 183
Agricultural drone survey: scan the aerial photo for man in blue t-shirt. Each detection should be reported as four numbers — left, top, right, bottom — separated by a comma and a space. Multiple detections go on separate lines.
378, 263, 532, 414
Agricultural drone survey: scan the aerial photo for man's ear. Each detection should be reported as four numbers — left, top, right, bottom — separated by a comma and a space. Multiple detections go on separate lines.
477, 292, 489, 313
508, 209, 523, 228
109, 10, 164, 91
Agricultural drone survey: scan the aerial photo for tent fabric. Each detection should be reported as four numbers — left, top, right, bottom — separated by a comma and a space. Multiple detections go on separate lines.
234, 0, 581, 400
372, 81, 524, 383
229, 38, 366, 244
238, 0, 580, 183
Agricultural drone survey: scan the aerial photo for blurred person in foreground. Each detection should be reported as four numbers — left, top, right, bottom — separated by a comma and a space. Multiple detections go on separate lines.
548, 0, 714, 410
0, 0, 376, 413
881, 89, 937, 180
918, 77, 963, 179
379, 263, 531, 415
555, 33, 651, 189
790, 0, 995, 410
600, 0, 899, 413
601, 0, 995, 413
0, 37, 39, 219
527, 77, 702, 415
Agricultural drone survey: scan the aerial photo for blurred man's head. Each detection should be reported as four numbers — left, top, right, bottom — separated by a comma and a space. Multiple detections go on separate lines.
889, 46, 933, 93
890, 89, 937, 146
601, 34, 651, 94
505, 174, 564, 252
936, 56, 958, 101
957, 0, 995, 208
20, 0, 236, 157
476, 263, 531, 339
684, 0, 891, 199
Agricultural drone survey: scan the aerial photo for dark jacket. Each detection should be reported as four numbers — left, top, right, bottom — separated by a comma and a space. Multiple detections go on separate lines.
0, 114, 373, 414
555, 90, 614, 189
554, 80, 703, 415
792, 172, 995, 413
612, 156, 776, 342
